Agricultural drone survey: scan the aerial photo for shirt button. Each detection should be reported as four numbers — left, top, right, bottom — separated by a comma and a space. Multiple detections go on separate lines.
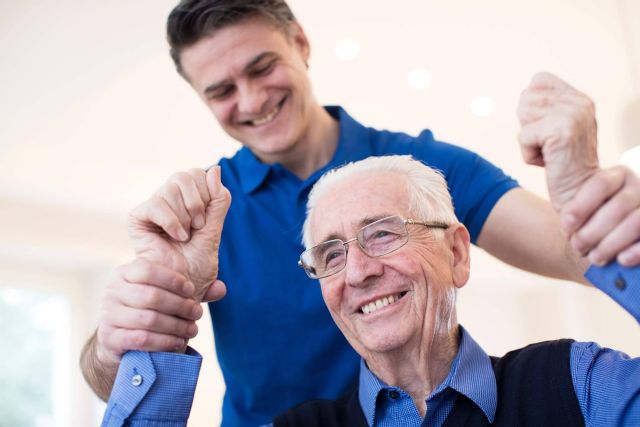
388, 390, 400, 400
615, 276, 627, 291
131, 374, 143, 387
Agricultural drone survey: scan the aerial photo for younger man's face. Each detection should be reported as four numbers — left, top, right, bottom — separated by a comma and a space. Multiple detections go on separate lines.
180, 17, 315, 164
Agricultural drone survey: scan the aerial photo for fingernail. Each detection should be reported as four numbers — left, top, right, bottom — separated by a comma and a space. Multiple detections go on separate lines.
193, 215, 205, 229
588, 251, 605, 266
178, 229, 189, 241
618, 252, 633, 266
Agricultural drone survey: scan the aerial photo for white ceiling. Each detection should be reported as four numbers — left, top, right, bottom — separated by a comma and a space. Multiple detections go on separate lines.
1, 0, 638, 218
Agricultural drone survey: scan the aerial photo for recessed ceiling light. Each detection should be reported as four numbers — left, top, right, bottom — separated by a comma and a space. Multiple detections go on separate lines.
470, 96, 495, 117
407, 69, 432, 90
335, 38, 360, 60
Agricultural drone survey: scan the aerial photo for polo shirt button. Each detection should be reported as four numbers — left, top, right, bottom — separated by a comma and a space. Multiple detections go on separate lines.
388, 390, 400, 400
131, 374, 143, 387
615, 276, 626, 291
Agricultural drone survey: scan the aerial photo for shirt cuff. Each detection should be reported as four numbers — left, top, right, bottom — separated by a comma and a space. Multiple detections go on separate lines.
585, 263, 640, 322
101, 348, 202, 427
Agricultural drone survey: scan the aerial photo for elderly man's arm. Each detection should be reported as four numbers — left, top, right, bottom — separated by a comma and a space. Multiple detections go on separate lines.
568, 264, 640, 425
80, 167, 230, 400
478, 73, 640, 284
99, 348, 203, 427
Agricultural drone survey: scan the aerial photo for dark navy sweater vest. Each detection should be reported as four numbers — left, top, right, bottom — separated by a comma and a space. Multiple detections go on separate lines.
274, 339, 585, 427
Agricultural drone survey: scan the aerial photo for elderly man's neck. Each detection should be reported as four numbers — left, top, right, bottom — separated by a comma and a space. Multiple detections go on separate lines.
364, 325, 460, 418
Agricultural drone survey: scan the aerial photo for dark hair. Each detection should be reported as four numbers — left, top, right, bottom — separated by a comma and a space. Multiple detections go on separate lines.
167, 0, 296, 77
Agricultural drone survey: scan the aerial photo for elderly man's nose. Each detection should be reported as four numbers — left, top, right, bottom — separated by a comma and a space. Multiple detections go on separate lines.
344, 245, 383, 287
237, 84, 268, 114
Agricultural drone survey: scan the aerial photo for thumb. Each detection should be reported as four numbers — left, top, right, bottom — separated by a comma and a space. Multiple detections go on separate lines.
201, 279, 227, 302
204, 166, 232, 230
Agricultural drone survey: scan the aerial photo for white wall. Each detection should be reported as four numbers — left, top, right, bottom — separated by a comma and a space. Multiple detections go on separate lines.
1, 1, 638, 425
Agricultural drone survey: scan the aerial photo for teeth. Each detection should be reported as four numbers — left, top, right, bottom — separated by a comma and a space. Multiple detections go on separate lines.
360, 293, 403, 315
250, 104, 280, 126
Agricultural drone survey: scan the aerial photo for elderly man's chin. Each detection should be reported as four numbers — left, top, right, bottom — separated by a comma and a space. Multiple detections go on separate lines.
345, 295, 421, 355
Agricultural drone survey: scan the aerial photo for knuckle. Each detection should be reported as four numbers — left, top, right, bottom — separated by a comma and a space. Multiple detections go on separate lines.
572, 231, 592, 253
169, 171, 190, 185
188, 168, 205, 178
129, 330, 151, 348
141, 287, 161, 307
138, 310, 159, 327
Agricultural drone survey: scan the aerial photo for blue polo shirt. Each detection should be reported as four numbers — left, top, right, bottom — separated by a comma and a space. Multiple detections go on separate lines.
212, 106, 518, 426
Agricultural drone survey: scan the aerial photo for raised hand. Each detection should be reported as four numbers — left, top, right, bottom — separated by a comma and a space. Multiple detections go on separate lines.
517, 72, 599, 211
128, 166, 231, 301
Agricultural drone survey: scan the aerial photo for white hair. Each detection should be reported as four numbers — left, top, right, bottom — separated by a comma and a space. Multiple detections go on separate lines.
302, 155, 458, 248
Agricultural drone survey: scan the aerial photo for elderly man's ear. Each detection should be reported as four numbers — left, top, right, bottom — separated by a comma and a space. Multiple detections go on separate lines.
449, 224, 471, 288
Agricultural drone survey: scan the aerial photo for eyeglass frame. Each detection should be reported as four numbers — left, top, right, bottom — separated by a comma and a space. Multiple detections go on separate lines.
298, 215, 449, 280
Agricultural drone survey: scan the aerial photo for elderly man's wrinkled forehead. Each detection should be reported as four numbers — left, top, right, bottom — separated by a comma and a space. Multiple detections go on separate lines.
308, 170, 411, 245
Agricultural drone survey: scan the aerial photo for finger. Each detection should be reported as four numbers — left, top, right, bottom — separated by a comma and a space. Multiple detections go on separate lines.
587, 209, 640, 266
618, 241, 640, 267
189, 168, 212, 229
569, 190, 633, 258
528, 72, 574, 92
203, 166, 232, 233
201, 280, 227, 302
517, 93, 594, 125
105, 328, 187, 354
120, 259, 195, 298
561, 168, 626, 235
117, 282, 203, 320
159, 182, 193, 240
517, 124, 547, 166
130, 195, 189, 242
106, 306, 198, 339
170, 171, 208, 230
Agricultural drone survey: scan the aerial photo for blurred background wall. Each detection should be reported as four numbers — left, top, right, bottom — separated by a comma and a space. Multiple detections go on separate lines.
1, 0, 638, 425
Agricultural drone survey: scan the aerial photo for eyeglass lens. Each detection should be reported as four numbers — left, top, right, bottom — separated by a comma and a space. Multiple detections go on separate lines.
304, 216, 408, 278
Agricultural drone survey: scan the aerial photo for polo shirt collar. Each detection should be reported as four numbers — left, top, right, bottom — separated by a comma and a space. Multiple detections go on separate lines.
357, 326, 497, 426
236, 146, 271, 194
234, 106, 374, 194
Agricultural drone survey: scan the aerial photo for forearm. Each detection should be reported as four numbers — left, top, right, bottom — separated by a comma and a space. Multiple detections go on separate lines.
79, 330, 119, 401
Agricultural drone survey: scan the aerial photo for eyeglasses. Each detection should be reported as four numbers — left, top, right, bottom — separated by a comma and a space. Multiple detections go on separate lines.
298, 215, 449, 279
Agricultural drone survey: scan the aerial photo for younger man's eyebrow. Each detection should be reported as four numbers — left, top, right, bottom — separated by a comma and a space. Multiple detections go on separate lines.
243, 51, 279, 73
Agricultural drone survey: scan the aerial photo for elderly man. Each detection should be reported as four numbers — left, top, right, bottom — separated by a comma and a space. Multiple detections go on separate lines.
102, 156, 639, 427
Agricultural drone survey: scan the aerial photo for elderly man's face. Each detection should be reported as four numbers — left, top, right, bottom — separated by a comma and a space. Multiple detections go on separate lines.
309, 171, 469, 357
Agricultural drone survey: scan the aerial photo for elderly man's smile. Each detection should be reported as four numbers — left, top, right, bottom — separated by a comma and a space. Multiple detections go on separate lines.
359, 291, 408, 314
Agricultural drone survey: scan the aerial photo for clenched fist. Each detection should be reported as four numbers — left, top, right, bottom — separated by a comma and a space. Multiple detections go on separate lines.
128, 166, 231, 301
518, 72, 599, 211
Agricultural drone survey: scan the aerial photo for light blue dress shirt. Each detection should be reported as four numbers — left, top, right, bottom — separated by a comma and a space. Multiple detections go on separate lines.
101, 264, 639, 426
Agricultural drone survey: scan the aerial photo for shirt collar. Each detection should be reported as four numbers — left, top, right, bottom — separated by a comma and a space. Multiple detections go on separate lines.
357, 326, 497, 426
235, 106, 375, 194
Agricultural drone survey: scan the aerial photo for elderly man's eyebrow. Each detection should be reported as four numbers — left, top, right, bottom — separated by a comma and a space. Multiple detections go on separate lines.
203, 52, 280, 96
317, 214, 395, 244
